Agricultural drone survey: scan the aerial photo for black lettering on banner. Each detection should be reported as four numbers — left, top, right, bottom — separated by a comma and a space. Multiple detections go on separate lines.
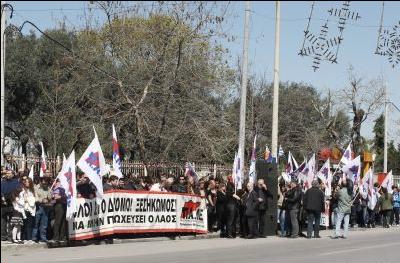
114, 215, 121, 224
126, 199, 131, 212
108, 198, 114, 212
101, 200, 107, 213
114, 198, 120, 211
120, 198, 126, 212
107, 216, 113, 225
121, 215, 126, 223
171, 199, 176, 212
73, 221, 84, 230
172, 215, 176, 223
76, 204, 83, 218
197, 209, 203, 221
126, 215, 131, 224
84, 203, 91, 217
135, 198, 141, 212
148, 215, 154, 223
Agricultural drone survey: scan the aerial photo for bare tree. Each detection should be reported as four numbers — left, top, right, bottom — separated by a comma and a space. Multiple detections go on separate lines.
339, 66, 385, 155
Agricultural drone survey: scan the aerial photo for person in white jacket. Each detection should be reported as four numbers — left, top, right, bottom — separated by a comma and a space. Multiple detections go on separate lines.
21, 177, 36, 242
10, 188, 25, 244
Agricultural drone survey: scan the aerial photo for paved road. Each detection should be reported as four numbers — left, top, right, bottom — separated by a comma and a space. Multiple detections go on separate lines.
2, 227, 399, 263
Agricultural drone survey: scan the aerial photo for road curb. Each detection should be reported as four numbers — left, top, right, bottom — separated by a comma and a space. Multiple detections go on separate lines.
2, 227, 397, 250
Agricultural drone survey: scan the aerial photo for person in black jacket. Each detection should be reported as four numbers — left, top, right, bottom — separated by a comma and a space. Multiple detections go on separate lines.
256, 179, 273, 238
285, 180, 302, 238
225, 181, 240, 238
245, 182, 260, 239
303, 180, 325, 238
216, 183, 227, 237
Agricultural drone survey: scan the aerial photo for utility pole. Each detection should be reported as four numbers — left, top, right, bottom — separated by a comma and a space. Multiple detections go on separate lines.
238, 1, 250, 181
383, 82, 388, 173
1, 1, 6, 166
271, 1, 280, 162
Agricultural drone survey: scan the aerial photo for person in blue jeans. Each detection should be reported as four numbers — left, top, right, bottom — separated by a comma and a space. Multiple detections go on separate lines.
332, 178, 353, 239
32, 177, 51, 243
392, 185, 400, 226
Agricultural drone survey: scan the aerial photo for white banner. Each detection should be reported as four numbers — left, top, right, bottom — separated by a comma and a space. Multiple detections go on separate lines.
320, 200, 330, 227
68, 191, 208, 240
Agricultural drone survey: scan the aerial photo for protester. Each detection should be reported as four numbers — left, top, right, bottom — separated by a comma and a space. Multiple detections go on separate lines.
206, 180, 217, 232
10, 187, 25, 244
225, 180, 239, 238
50, 179, 67, 244
21, 177, 36, 242
285, 180, 302, 238
360, 192, 368, 228
256, 179, 273, 238
32, 176, 52, 243
277, 180, 288, 237
332, 179, 353, 239
76, 173, 96, 199
216, 183, 227, 237
378, 187, 393, 228
244, 182, 259, 239
303, 180, 325, 239
393, 186, 400, 226
172, 176, 188, 193
1, 169, 19, 241
149, 176, 167, 192
103, 175, 119, 191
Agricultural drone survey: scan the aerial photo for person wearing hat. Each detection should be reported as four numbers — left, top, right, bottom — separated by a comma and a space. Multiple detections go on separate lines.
303, 180, 325, 239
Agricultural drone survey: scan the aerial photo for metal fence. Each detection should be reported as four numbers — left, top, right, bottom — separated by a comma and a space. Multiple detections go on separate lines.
394, 175, 400, 187
3, 155, 232, 178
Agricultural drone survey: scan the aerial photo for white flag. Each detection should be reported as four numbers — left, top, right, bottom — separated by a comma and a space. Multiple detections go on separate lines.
112, 124, 123, 179
58, 151, 77, 219
291, 152, 299, 170
39, 142, 47, 177
301, 154, 316, 191
317, 159, 332, 196
232, 152, 237, 183
342, 155, 361, 187
235, 149, 242, 190
248, 135, 257, 184
340, 142, 352, 166
360, 168, 373, 199
77, 130, 108, 197
28, 165, 34, 181
381, 170, 394, 194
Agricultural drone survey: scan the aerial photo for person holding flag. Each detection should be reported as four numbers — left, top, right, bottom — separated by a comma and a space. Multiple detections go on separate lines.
57, 151, 77, 219
77, 127, 108, 198
378, 186, 393, 228
332, 178, 353, 239
112, 124, 123, 179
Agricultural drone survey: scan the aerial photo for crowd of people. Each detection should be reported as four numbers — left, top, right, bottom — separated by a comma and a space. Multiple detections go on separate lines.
1, 166, 399, 246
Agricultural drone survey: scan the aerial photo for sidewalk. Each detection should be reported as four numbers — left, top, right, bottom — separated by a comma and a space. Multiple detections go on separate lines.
1, 226, 397, 251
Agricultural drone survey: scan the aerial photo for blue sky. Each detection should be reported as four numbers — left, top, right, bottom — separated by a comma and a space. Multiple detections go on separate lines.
7, 1, 400, 146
